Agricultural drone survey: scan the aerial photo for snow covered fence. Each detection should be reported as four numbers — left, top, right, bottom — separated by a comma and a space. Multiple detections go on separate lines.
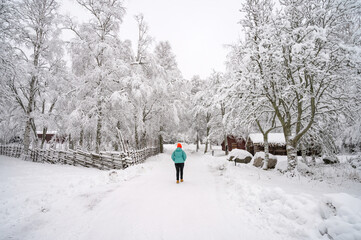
0, 145, 159, 170
0, 145, 23, 158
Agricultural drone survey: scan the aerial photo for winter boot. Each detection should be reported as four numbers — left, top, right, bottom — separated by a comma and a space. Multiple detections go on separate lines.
176, 180, 179, 184
181, 179, 184, 182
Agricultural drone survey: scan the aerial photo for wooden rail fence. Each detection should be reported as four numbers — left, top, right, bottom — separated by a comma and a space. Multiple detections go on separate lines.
0, 145, 159, 170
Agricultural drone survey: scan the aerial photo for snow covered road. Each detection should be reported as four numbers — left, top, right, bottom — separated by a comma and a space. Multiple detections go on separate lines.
1, 144, 361, 240
78, 151, 273, 240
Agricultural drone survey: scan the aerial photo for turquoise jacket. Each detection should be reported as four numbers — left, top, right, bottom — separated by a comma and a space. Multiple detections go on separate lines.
171, 147, 187, 163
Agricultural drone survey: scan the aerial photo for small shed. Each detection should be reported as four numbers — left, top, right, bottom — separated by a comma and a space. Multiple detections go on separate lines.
36, 131, 63, 143
221, 135, 246, 152
246, 133, 287, 155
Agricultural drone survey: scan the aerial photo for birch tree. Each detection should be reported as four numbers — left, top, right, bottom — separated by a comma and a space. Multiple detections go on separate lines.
271, 0, 361, 171
230, 0, 361, 172
226, 0, 281, 168
153, 41, 183, 153
0, 1, 21, 143
4, 0, 63, 154
67, 0, 127, 153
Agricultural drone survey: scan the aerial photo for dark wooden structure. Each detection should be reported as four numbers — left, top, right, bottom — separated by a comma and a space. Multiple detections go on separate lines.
246, 133, 287, 155
37, 132, 55, 142
221, 136, 246, 152
37, 131, 65, 143
223, 133, 321, 156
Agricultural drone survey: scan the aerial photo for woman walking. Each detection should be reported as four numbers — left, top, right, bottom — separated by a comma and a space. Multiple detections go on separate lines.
171, 143, 187, 184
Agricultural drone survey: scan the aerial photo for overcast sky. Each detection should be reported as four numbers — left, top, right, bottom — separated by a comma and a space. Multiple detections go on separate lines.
60, 0, 244, 79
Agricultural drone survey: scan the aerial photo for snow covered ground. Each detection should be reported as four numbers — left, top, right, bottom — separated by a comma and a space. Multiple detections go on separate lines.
1, 144, 361, 240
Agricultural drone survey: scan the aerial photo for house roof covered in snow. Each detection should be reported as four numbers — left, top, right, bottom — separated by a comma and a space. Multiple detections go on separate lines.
248, 133, 286, 146
36, 131, 58, 135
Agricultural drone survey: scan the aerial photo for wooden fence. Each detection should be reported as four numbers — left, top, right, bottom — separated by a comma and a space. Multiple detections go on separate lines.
0, 145, 159, 170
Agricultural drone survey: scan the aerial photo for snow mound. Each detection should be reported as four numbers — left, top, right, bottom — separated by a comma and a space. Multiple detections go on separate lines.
297, 161, 311, 174
228, 149, 253, 164
229, 149, 253, 159
348, 155, 361, 170
253, 151, 272, 159
320, 193, 361, 240
276, 159, 288, 172
210, 156, 361, 240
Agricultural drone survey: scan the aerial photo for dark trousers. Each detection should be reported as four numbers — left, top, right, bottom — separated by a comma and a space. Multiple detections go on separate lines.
175, 163, 184, 180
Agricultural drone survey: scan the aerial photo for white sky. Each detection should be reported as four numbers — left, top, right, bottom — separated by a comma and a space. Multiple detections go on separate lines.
60, 0, 244, 79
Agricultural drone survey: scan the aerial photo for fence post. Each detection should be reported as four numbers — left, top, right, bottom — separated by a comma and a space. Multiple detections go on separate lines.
111, 155, 115, 169
86, 153, 90, 168
73, 151, 76, 166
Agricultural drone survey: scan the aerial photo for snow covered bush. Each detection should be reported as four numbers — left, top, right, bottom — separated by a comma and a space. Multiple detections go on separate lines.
228, 149, 253, 164
319, 193, 361, 240
323, 156, 340, 164
348, 155, 361, 170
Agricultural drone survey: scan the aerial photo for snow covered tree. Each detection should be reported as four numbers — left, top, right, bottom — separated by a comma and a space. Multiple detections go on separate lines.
273, 0, 361, 171
127, 14, 157, 149
2, 0, 64, 154
208, 72, 230, 155
229, 0, 361, 172
189, 75, 205, 152
226, 0, 281, 168
192, 75, 221, 154
0, 1, 22, 143
67, 0, 127, 153
153, 41, 183, 152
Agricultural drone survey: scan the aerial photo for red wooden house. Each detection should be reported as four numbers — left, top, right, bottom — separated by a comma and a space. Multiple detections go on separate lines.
37, 131, 65, 143
246, 133, 287, 155
221, 135, 246, 152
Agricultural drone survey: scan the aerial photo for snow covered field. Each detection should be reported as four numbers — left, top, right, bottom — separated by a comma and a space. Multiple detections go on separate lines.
1, 144, 361, 240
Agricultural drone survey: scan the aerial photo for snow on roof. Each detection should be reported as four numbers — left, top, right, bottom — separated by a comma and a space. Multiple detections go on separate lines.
248, 133, 286, 145
229, 149, 253, 158
36, 131, 58, 135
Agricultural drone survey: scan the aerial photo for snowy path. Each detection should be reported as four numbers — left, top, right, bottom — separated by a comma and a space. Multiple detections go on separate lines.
77, 151, 271, 240
1, 145, 361, 240
78, 150, 283, 240
0, 147, 277, 240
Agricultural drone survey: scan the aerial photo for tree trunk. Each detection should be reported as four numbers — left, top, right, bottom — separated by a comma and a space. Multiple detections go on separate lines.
309, 137, 316, 166
134, 115, 139, 149
69, 134, 74, 150
204, 127, 210, 154
30, 118, 38, 148
262, 134, 269, 170
95, 101, 103, 153
311, 154, 316, 166
204, 112, 211, 154
79, 128, 84, 149
22, 75, 37, 156
116, 121, 127, 152
141, 131, 147, 149
22, 117, 32, 157
40, 127, 48, 149
159, 134, 163, 153
159, 126, 164, 153
204, 139, 208, 154
196, 131, 200, 152
286, 136, 297, 171
224, 134, 228, 155
86, 132, 91, 151
113, 142, 119, 151
221, 102, 228, 155
301, 143, 307, 164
